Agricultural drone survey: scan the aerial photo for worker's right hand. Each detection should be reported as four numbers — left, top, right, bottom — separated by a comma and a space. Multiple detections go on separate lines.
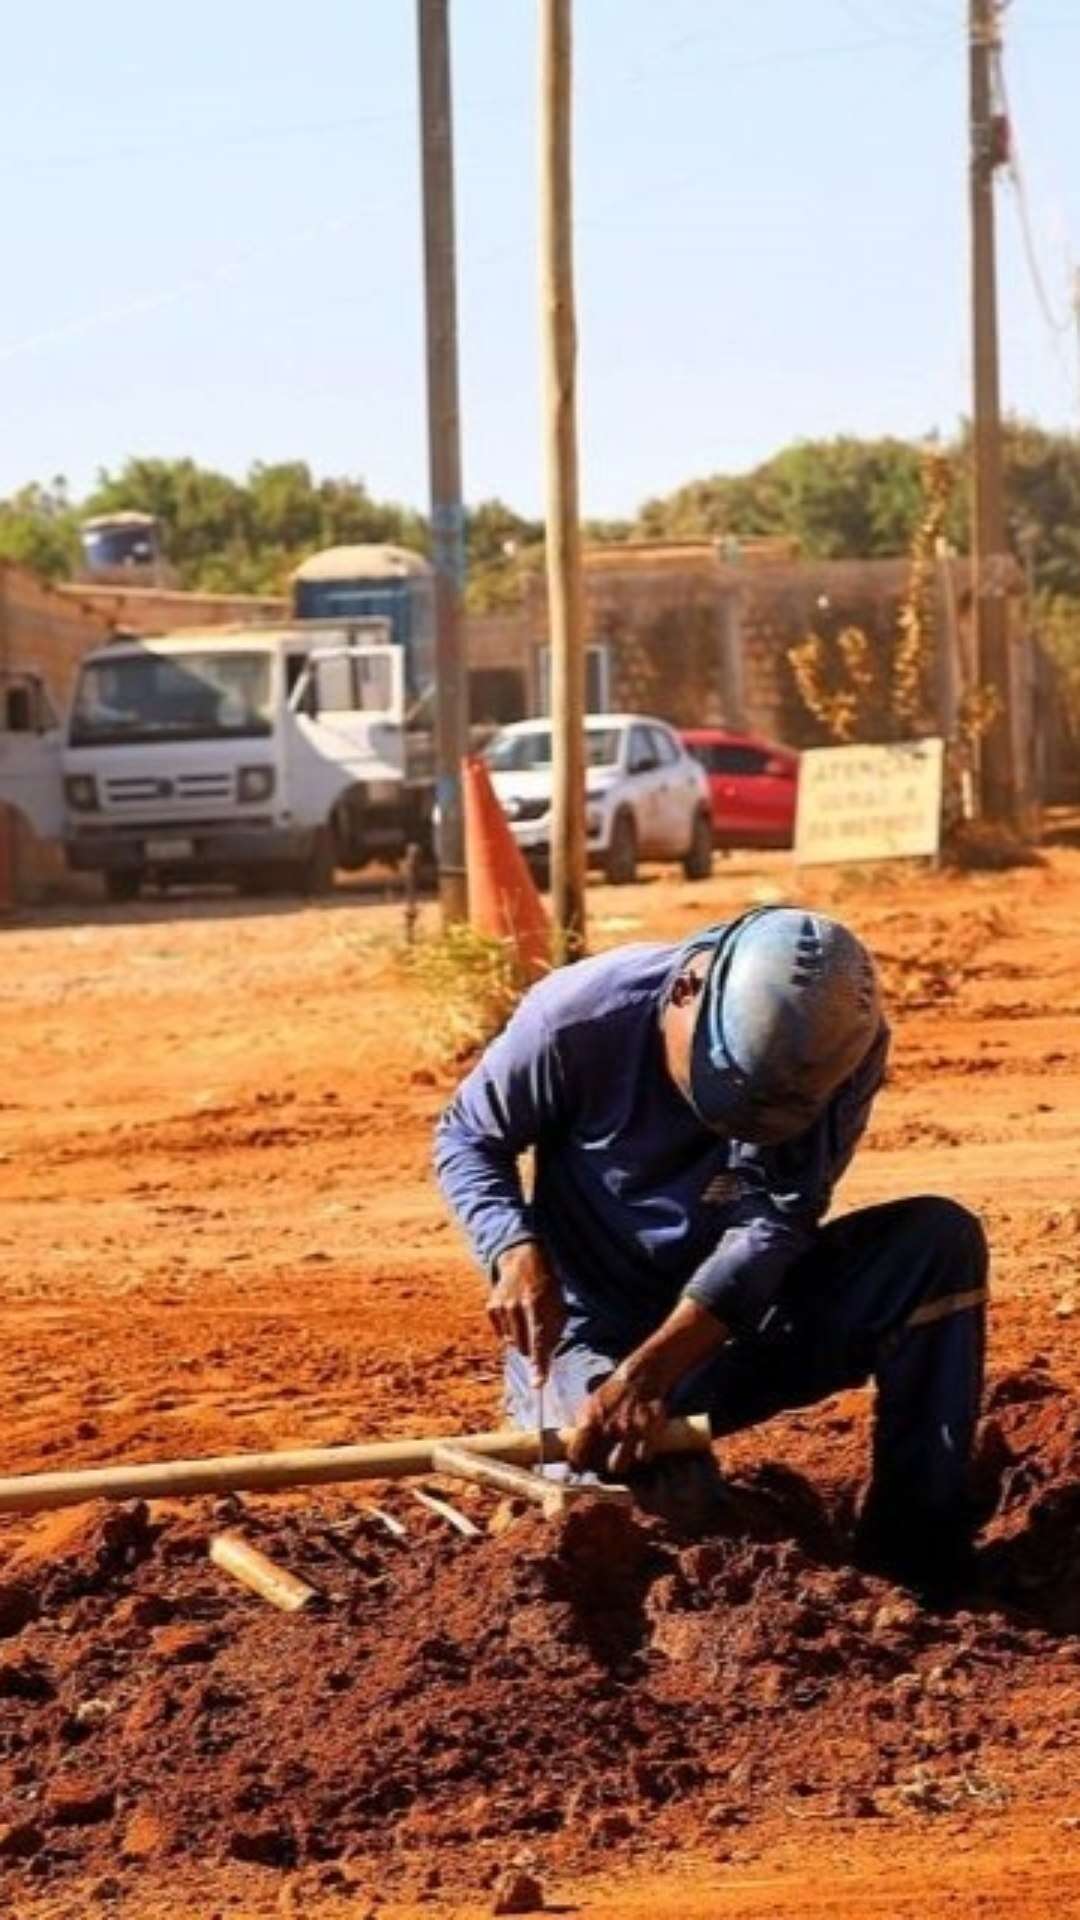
488, 1241, 566, 1387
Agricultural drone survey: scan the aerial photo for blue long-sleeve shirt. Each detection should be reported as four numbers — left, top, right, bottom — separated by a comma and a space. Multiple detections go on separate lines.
434, 940, 888, 1339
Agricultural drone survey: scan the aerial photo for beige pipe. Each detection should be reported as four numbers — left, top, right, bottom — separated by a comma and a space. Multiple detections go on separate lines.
0, 1414, 711, 1517
209, 1532, 318, 1613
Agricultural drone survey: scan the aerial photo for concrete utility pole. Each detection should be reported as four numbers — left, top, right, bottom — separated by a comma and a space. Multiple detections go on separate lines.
969, 0, 1020, 824
539, 0, 587, 956
417, 0, 469, 924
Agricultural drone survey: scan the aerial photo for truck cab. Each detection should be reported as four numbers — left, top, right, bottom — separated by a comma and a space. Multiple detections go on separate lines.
61, 624, 432, 900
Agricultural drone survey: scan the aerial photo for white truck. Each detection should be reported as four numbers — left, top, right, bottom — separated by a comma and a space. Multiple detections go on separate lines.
0, 543, 441, 902
1, 624, 435, 901
69, 624, 436, 899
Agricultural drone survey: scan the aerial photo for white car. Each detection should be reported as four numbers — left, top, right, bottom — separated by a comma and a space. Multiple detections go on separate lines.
484, 714, 713, 885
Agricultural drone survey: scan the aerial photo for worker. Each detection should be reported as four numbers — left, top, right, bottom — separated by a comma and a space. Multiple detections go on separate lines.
435, 907, 988, 1595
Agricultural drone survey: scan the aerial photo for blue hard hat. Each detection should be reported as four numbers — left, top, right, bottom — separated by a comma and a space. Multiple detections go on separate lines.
684, 907, 881, 1143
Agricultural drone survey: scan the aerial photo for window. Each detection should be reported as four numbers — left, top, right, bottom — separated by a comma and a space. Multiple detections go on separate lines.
308, 652, 394, 715
628, 726, 659, 775
70, 651, 273, 747
536, 644, 611, 714
688, 742, 772, 777
648, 726, 679, 766
484, 726, 622, 773
2, 675, 55, 735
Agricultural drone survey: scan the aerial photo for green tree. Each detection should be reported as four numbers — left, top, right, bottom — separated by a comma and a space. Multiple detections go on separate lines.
636, 436, 929, 557
0, 480, 80, 579
81, 457, 427, 595
84, 458, 252, 588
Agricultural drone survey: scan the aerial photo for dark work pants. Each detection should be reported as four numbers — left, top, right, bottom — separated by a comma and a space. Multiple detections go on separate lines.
505, 1196, 989, 1515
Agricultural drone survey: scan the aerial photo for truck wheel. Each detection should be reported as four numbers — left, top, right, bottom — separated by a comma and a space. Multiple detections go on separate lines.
682, 809, 714, 881
105, 871, 141, 904
604, 810, 638, 886
297, 827, 336, 897
240, 867, 279, 897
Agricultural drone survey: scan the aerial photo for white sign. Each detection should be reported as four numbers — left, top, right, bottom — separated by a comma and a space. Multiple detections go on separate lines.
795, 738, 944, 866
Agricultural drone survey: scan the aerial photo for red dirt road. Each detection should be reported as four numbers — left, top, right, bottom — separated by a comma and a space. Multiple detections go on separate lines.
0, 855, 1078, 1917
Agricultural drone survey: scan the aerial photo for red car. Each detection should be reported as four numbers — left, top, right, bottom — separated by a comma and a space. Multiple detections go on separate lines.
680, 728, 799, 849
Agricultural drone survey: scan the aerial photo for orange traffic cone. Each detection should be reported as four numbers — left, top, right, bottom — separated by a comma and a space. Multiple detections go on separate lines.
461, 755, 551, 982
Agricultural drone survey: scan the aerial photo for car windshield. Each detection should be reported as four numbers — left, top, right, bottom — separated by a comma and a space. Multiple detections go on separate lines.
70, 650, 274, 747
485, 727, 622, 773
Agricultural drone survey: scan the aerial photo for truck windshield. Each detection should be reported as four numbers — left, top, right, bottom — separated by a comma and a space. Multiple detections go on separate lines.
70, 651, 273, 747
485, 727, 622, 773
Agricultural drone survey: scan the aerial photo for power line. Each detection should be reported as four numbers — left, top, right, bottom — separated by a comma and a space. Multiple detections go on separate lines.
0, 212, 361, 365
992, 50, 1073, 337
989, 35, 1080, 415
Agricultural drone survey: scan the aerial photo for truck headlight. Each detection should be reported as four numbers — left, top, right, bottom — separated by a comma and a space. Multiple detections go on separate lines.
237, 765, 276, 803
64, 774, 99, 812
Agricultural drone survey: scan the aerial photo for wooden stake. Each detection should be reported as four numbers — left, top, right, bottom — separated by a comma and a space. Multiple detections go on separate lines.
209, 1532, 318, 1613
431, 1441, 631, 1517
0, 1415, 712, 1517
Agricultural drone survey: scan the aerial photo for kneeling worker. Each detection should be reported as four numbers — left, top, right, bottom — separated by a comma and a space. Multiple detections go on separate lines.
435, 908, 988, 1593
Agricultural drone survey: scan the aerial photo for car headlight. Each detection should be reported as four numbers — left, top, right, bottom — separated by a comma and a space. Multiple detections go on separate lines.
501, 796, 522, 821
237, 765, 276, 803
64, 774, 99, 812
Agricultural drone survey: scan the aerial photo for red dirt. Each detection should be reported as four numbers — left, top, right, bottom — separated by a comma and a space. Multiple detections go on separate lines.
1, 854, 1079, 1916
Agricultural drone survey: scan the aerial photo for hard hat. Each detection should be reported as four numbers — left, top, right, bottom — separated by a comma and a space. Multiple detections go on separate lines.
684, 907, 881, 1143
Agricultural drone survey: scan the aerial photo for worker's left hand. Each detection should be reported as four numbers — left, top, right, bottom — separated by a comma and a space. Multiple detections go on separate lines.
565, 1363, 668, 1476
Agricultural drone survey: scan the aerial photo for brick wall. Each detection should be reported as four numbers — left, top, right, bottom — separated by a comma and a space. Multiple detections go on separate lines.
1, 566, 113, 709
465, 549, 992, 750
58, 583, 286, 637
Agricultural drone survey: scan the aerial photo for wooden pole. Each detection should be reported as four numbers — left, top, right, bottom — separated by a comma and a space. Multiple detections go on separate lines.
539, 0, 587, 958
0, 1415, 711, 1517
969, 0, 1019, 827
418, 0, 469, 924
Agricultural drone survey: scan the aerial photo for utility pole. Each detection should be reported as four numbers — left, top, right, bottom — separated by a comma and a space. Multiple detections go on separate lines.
539, 0, 587, 956
969, 0, 1020, 825
417, 0, 468, 923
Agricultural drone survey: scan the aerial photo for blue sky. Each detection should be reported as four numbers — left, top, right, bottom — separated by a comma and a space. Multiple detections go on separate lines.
2, 1, 1079, 517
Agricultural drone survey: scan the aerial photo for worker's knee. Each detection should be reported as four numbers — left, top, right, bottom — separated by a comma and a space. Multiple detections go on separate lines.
906, 1195, 989, 1288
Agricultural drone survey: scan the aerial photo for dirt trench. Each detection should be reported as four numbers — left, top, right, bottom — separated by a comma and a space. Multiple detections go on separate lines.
0, 855, 1079, 1916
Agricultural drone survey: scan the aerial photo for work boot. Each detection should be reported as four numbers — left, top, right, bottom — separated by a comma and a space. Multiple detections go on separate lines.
853, 1491, 979, 1605
629, 1451, 727, 1534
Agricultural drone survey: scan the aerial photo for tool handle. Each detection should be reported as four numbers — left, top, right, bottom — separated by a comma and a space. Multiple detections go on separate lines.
0, 1415, 711, 1516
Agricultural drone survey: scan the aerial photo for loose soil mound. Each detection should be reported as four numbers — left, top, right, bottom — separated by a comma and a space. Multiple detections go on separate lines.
0, 1372, 1076, 1903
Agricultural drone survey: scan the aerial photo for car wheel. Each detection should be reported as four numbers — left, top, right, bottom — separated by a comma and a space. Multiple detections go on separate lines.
604, 810, 638, 885
682, 808, 714, 881
104, 870, 141, 904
